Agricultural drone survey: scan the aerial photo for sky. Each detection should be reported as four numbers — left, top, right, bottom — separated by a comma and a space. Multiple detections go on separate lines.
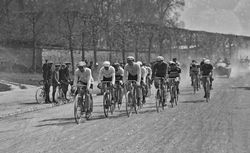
180, 0, 250, 36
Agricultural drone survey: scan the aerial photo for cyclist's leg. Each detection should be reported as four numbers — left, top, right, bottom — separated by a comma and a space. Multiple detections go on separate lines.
142, 82, 146, 104
136, 85, 142, 105
45, 81, 50, 102
201, 77, 207, 97
52, 84, 57, 102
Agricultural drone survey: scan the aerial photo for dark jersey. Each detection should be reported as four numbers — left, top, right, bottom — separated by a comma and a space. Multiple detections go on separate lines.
152, 62, 168, 78
168, 66, 181, 78
200, 64, 213, 75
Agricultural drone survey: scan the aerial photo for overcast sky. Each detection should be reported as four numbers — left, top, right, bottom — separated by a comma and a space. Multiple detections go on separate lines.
180, 0, 250, 36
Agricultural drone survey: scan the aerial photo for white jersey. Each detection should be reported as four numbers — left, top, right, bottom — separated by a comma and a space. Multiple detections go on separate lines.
98, 66, 115, 85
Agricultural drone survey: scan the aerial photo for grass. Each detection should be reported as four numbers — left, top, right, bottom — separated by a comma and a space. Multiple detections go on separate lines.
0, 72, 42, 86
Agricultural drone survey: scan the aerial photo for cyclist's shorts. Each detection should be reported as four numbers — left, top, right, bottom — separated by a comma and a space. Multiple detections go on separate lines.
115, 75, 123, 81
77, 81, 93, 89
103, 76, 112, 82
128, 74, 138, 81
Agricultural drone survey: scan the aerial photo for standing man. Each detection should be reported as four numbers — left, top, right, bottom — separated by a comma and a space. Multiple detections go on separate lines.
52, 64, 61, 103
59, 62, 71, 100
44, 61, 53, 103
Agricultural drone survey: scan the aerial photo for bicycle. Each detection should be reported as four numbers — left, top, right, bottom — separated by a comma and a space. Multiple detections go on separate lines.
145, 76, 151, 97
114, 80, 123, 110
124, 80, 141, 117
168, 77, 179, 107
201, 75, 211, 102
154, 77, 166, 112
73, 84, 93, 124
55, 81, 73, 105
192, 74, 199, 94
102, 81, 115, 117
35, 80, 47, 104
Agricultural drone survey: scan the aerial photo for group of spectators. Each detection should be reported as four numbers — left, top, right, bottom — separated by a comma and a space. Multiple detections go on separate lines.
42, 60, 71, 103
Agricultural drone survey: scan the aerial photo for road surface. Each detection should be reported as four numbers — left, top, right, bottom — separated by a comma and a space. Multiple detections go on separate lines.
0, 74, 249, 153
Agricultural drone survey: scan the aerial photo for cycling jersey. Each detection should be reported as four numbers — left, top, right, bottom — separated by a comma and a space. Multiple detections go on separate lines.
200, 64, 213, 76
189, 64, 199, 75
152, 62, 168, 78
98, 66, 115, 85
168, 66, 181, 78
141, 66, 148, 84
115, 66, 124, 81
124, 63, 141, 83
144, 66, 152, 79
73, 68, 92, 89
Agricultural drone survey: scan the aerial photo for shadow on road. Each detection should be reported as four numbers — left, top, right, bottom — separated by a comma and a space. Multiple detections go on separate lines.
181, 100, 205, 103
35, 117, 75, 127
21, 102, 39, 105
232, 86, 250, 90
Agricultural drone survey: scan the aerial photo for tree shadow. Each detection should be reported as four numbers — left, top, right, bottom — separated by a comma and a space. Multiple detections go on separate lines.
232, 86, 250, 90
35, 121, 75, 127
181, 100, 205, 103
39, 117, 75, 122
21, 102, 39, 105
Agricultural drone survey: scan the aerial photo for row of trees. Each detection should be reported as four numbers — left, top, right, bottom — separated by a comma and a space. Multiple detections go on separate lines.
0, 0, 185, 72
1, 0, 250, 73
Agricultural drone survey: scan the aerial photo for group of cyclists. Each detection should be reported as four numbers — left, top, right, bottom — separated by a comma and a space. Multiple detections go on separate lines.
42, 55, 215, 117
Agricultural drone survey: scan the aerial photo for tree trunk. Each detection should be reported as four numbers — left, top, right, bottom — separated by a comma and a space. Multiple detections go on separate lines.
148, 35, 153, 64
81, 31, 85, 61
69, 36, 75, 74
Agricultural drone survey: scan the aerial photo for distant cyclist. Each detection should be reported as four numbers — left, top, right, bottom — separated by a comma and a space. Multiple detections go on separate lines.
200, 59, 214, 98
168, 61, 181, 94
152, 56, 168, 105
123, 56, 142, 105
137, 61, 147, 104
189, 60, 200, 86
113, 62, 124, 104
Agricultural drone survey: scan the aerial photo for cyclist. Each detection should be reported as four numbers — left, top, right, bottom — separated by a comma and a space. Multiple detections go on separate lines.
200, 58, 206, 66
143, 63, 152, 97
113, 62, 124, 104
98, 61, 115, 101
137, 61, 147, 104
189, 60, 200, 86
152, 56, 168, 106
123, 56, 142, 105
200, 59, 214, 98
173, 58, 181, 68
72, 61, 93, 115
168, 61, 181, 94
52, 64, 61, 103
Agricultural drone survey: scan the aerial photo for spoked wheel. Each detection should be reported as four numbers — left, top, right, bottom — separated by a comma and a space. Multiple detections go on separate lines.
110, 98, 116, 115
74, 95, 82, 124
35, 87, 46, 104
206, 83, 211, 102
126, 92, 133, 117
174, 87, 178, 106
103, 93, 110, 118
170, 87, 174, 108
155, 90, 161, 113
117, 89, 122, 110
57, 89, 67, 105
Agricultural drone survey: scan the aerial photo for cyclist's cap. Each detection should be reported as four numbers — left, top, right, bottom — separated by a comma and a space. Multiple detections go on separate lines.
204, 59, 210, 64
103, 61, 110, 67
137, 61, 142, 66
48, 61, 53, 64
55, 64, 61, 67
78, 61, 87, 67
113, 62, 120, 66
156, 56, 164, 62
169, 61, 176, 65
65, 62, 71, 65
127, 56, 135, 61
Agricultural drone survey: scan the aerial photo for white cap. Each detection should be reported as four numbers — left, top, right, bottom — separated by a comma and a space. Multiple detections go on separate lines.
169, 61, 175, 65
156, 56, 164, 62
103, 61, 110, 67
78, 61, 86, 67
204, 59, 210, 64
127, 56, 135, 61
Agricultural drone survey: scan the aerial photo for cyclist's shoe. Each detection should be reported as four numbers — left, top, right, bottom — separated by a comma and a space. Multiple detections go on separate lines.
163, 99, 167, 106
142, 97, 146, 104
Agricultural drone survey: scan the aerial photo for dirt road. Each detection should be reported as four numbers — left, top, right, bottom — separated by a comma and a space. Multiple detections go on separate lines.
0, 74, 249, 153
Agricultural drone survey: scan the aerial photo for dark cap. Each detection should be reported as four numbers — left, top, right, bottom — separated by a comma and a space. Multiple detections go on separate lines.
65, 62, 71, 65
55, 64, 61, 67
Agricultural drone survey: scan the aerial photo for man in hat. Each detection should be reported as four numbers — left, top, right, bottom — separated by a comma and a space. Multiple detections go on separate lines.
44, 61, 53, 103
52, 64, 61, 103
59, 62, 71, 100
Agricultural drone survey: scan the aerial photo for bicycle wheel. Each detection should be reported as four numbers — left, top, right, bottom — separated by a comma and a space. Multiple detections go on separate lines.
85, 94, 92, 120
35, 87, 46, 104
126, 92, 133, 117
170, 86, 174, 108
193, 78, 197, 94
74, 95, 82, 124
206, 80, 210, 102
103, 93, 109, 117
174, 86, 178, 106
155, 89, 161, 113
133, 88, 139, 114
117, 88, 122, 110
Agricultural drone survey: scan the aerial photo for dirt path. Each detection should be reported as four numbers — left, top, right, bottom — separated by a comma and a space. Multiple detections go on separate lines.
0, 75, 249, 153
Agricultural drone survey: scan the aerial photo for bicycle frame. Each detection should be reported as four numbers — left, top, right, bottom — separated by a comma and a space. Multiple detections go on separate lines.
168, 78, 178, 107
201, 75, 211, 102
